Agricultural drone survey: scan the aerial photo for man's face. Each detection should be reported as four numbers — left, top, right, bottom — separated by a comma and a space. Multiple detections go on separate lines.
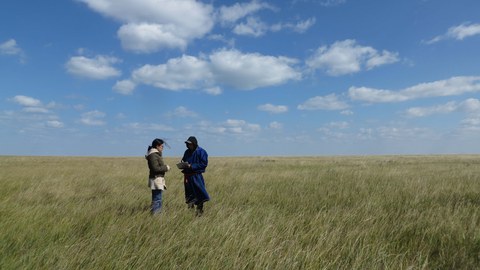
186, 142, 194, 150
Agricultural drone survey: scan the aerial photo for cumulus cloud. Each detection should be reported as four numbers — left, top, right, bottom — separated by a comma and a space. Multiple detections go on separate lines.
12, 95, 42, 107
306, 39, 399, 76
268, 121, 283, 129
46, 120, 64, 128
405, 101, 458, 117
233, 17, 268, 37
1, 39, 22, 55
9, 95, 63, 128
126, 49, 301, 93
219, 2, 313, 37
425, 22, 480, 44
271, 17, 316, 33
190, 119, 261, 135
80, 110, 106, 126
79, 0, 214, 53
232, 16, 315, 37
66, 55, 121, 79
11, 95, 55, 113
223, 119, 261, 134
131, 55, 213, 91
113, 80, 136, 95
217, 1, 273, 24
349, 76, 480, 103
0, 39, 26, 62
289, 17, 316, 33
405, 98, 480, 117
319, 0, 346, 7
258, 103, 288, 113
123, 122, 174, 132
210, 49, 301, 90
166, 106, 198, 118
298, 94, 349, 110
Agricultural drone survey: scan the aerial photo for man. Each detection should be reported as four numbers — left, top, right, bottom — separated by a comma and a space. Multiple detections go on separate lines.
181, 136, 210, 216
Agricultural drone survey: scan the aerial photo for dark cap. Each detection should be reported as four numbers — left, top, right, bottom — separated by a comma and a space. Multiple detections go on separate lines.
185, 136, 198, 145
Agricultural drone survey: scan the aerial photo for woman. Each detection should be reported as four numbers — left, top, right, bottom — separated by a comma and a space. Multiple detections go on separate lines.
146, 138, 170, 215
181, 136, 210, 216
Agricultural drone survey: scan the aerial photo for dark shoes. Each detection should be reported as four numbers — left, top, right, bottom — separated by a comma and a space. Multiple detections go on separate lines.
195, 203, 204, 217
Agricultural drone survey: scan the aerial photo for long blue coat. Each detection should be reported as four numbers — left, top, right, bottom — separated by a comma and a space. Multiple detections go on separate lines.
182, 146, 210, 205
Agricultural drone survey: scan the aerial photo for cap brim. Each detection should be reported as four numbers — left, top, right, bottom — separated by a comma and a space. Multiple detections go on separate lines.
185, 141, 192, 144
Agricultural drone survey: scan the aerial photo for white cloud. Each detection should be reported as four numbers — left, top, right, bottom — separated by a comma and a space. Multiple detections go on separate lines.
306, 39, 399, 76
218, 1, 273, 24
298, 94, 349, 110
349, 76, 480, 103
272, 18, 316, 33
462, 98, 480, 113
166, 106, 198, 118
426, 22, 480, 44
12, 95, 42, 107
204, 86, 223, 95
327, 121, 349, 129
233, 17, 268, 37
461, 117, 480, 127
66, 55, 121, 79
258, 103, 288, 113
46, 120, 64, 128
123, 122, 174, 132
341, 110, 354, 115
290, 17, 316, 33
233, 17, 315, 37
190, 119, 261, 136
131, 55, 212, 91
79, 0, 214, 53
319, 0, 346, 7
268, 121, 283, 129
80, 110, 106, 126
23, 107, 50, 114
210, 49, 301, 90
11, 95, 54, 114
405, 101, 458, 117
128, 49, 301, 92
113, 80, 136, 95
118, 23, 188, 52
405, 98, 480, 117
223, 119, 261, 134
0, 39, 22, 55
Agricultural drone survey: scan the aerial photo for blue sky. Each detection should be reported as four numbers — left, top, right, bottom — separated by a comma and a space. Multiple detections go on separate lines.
1, 0, 480, 157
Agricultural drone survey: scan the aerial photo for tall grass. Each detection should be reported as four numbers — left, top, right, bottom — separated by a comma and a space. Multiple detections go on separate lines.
1, 155, 479, 269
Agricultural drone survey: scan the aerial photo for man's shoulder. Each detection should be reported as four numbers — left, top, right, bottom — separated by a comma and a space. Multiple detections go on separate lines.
197, 146, 208, 155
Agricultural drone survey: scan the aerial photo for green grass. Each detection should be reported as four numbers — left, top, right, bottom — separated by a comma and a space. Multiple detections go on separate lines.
1, 155, 479, 269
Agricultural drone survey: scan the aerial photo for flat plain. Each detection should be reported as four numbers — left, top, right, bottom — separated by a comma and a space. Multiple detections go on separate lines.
1, 155, 479, 269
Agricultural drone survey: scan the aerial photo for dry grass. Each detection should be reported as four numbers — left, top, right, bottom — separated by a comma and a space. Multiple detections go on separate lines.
1, 155, 479, 269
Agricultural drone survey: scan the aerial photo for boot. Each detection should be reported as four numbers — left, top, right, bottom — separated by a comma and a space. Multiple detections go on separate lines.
195, 203, 204, 216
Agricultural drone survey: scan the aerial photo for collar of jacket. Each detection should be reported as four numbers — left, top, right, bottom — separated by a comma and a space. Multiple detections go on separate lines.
147, 148, 161, 156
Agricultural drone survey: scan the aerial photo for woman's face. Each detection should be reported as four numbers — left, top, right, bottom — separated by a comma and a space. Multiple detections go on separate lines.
156, 144, 164, 151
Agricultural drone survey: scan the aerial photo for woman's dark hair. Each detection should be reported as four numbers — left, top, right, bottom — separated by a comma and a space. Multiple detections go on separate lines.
148, 138, 164, 151
152, 138, 164, 148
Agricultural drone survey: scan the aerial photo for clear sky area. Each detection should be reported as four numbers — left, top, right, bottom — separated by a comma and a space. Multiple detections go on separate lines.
1, 0, 480, 157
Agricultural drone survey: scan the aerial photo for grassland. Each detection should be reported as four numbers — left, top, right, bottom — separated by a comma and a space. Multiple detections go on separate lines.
0, 155, 479, 269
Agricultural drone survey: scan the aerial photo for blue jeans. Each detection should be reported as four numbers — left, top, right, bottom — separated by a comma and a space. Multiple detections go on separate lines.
151, 189, 163, 214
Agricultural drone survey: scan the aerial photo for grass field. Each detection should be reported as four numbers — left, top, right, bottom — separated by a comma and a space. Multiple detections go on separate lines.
0, 155, 479, 269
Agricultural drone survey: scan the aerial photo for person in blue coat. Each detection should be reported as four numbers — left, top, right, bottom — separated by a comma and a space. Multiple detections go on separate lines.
181, 136, 210, 216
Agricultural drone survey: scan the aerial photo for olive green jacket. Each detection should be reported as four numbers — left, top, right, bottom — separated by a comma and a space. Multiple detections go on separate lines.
146, 148, 170, 190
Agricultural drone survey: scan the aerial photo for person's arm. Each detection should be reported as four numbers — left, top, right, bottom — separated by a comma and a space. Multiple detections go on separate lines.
190, 148, 208, 171
148, 154, 169, 175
